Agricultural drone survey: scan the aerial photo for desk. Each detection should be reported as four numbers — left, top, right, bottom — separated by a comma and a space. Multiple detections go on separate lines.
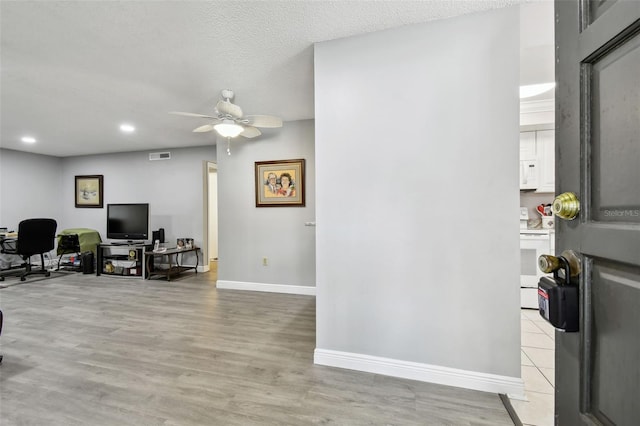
145, 246, 199, 281
0, 235, 17, 246
0, 235, 20, 277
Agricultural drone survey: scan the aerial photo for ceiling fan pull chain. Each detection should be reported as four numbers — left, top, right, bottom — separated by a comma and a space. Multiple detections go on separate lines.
226, 137, 231, 156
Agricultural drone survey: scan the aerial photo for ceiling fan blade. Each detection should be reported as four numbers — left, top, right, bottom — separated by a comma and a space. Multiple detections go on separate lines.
240, 126, 262, 138
245, 115, 283, 128
215, 100, 243, 118
193, 124, 215, 133
169, 111, 217, 119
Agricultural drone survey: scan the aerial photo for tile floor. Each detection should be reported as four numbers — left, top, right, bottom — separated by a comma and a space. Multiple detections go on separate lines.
511, 308, 555, 426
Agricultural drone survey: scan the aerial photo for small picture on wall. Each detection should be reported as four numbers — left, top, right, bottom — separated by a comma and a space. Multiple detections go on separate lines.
75, 175, 103, 208
255, 159, 305, 207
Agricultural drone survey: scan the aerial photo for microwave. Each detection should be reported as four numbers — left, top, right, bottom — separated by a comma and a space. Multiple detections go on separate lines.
520, 160, 538, 190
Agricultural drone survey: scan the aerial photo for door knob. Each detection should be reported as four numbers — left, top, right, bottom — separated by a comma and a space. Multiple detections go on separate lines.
538, 250, 581, 277
552, 192, 580, 220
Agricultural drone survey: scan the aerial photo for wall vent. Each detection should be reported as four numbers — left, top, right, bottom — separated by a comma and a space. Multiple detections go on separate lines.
149, 152, 171, 161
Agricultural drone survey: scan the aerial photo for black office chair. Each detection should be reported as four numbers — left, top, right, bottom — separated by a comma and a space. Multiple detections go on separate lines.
0, 218, 57, 281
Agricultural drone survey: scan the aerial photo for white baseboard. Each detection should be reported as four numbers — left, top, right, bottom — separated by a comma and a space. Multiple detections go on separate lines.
314, 348, 524, 396
216, 280, 316, 296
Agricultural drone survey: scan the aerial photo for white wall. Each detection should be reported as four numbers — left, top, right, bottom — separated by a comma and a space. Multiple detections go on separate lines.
0, 149, 63, 230
314, 7, 522, 394
0, 146, 216, 265
216, 120, 316, 293
59, 146, 215, 257
0, 146, 216, 267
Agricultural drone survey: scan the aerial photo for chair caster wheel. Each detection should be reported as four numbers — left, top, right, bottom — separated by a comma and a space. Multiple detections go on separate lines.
45, 272, 50, 277
20, 276, 26, 281
0, 277, 4, 282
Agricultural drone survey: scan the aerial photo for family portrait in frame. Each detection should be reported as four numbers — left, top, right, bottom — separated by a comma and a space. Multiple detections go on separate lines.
255, 159, 305, 207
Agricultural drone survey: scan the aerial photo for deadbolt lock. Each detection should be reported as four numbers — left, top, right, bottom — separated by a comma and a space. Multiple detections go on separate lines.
553, 192, 580, 220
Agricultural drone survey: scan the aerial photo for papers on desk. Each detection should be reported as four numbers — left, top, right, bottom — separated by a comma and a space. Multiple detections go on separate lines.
0, 232, 18, 238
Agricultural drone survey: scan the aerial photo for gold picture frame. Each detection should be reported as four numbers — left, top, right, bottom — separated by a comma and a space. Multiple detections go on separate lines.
75, 175, 104, 208
255, 159, 305, 207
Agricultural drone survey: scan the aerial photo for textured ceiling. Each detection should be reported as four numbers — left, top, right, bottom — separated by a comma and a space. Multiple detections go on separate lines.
1, 0, 541, 157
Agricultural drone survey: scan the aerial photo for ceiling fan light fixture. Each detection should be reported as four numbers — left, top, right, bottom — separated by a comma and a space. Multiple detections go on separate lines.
119, 123, 136, 133
214, 120, 243, 138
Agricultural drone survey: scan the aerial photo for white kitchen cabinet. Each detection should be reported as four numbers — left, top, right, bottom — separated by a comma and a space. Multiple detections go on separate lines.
519, 130, 555, 192
535, 129, 555, 193
519, 131, 537, 160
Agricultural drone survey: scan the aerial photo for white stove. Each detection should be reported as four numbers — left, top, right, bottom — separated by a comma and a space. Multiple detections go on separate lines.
520, 229, 553, 309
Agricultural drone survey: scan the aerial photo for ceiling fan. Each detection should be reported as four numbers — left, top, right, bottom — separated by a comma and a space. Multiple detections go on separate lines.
170, 89, 283, 139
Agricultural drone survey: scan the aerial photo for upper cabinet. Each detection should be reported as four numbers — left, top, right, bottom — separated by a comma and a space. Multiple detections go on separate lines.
519, 130, 555, 193
535, 130, 555, 193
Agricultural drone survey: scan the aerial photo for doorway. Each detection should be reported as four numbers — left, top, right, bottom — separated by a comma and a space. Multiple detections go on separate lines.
206, 161, 218, 276
515, 2, 556, 424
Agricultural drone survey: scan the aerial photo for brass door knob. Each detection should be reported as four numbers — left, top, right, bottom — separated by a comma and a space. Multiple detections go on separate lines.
538, 254, 561, 273
553, 192, 580, 220
538, 250, 581, 277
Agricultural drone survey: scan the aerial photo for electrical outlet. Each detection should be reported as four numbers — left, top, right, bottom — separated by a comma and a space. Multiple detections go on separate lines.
262, 257, 268, 266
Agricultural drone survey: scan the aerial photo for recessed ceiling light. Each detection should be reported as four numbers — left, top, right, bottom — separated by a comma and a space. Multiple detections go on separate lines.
519, 82, 556, 99
120, 123, 135, 133
21, 136, 36, 143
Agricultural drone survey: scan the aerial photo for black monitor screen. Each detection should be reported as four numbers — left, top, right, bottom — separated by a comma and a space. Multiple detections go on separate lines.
106, 203, 149, 241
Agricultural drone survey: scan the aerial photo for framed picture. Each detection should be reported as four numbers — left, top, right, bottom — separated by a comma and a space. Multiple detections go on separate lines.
75, 175, 103, 208
255, 159, 305, 207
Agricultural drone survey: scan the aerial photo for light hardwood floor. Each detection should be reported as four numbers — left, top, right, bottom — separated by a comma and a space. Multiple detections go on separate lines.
0, 271, 514, 425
